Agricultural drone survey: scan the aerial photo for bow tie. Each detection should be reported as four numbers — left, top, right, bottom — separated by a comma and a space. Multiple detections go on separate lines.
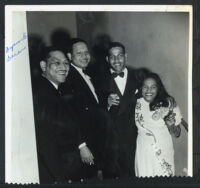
112, 72, 124, 78
82, 69, 90, 76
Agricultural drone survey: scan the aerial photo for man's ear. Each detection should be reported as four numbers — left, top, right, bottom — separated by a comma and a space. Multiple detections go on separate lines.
67, 53, 72, 61
106, 56, 109, 62
40, 61, 47, 72
125, 53, 127, 59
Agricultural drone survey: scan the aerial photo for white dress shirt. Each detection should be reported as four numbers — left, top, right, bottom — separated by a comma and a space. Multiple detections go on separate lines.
72, 64, 99, 103
111, 67, 128, 95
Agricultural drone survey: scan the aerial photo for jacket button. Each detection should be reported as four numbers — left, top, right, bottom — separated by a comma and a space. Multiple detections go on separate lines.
85, 107, 89, 111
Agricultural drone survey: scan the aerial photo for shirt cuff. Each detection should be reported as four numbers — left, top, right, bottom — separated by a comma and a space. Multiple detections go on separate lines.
78, 142, 86, 149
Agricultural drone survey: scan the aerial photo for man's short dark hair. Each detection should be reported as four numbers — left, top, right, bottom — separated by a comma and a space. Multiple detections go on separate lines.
40, 46, 67, 62
107, 42, 126, 56
68, 38, 88, 54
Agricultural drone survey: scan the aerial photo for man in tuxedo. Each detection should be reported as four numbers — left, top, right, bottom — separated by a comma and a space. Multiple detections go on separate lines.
59, 38, 110, 180
97, 42, 139, 178
32, 47, 86, 184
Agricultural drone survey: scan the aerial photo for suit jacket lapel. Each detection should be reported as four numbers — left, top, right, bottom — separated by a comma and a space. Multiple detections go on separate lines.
41, 76, 60, 98
70, 66, 98, 105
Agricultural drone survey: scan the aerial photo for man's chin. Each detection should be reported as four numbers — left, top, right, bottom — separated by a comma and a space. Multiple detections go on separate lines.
82, 63, 89, 69
57, 77, 67, 83
60, 79, 66, 83
113, 68, 123, 73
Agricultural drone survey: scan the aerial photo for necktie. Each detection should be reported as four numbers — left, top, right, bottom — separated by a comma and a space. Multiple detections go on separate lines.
112, 72, 124, 78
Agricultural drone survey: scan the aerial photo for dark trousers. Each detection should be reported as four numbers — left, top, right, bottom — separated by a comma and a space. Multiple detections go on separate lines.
62, 150, 98, 181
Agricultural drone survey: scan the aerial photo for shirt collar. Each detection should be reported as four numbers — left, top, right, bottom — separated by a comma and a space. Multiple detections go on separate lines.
42, 74, 58, 90
49, 80, 58, 90
71, 64, 90, 78
71, 63, 84, 73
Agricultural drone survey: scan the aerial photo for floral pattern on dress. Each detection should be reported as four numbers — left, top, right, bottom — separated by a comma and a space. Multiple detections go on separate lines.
135, 99, 174, 176
152, 142, 174, 176
135, 101, 145, 128
152, 107, 169, 121
160, 159, 173, 176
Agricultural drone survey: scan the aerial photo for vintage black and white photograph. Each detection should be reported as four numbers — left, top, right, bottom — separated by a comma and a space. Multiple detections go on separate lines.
5, 5, 192, 184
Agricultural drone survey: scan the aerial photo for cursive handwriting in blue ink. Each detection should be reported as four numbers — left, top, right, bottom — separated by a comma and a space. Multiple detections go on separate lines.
7, 46, 27, 62
6, 33, 27, 54
6, 33, 27, 62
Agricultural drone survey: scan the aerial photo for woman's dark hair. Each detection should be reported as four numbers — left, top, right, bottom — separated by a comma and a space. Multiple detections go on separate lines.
138, 72, 176, 111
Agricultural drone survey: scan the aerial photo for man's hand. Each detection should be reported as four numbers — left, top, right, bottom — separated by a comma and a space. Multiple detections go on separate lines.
164, 111, 176, 127
107, 93, 120, 109
164, 111, 181, 137
80, 146, 94, 165
169, 124, 181, 138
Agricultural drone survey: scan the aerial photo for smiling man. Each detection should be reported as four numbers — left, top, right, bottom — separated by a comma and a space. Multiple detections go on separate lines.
59, 38, 111, 180
40, 49, 69, 86
32, 47, 86, 184
99, 42, 139, 178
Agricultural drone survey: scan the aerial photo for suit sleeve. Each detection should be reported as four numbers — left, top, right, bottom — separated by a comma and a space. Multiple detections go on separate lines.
33, 95, 66, 182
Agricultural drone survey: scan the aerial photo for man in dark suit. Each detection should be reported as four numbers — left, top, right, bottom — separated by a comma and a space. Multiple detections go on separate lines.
32, 47, 86, 184
59, 38, 110, 180
97, 42, 139, 178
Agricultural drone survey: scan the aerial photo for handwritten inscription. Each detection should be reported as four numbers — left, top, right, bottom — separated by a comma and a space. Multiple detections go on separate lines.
6, 33, 27, 62
7, 46, 27, 62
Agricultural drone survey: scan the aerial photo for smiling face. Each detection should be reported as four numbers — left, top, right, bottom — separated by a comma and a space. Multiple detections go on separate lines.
142, 78, 158, 103
106, 46, 126, 73
41, 50, 70, 85
70, 42, 91, 69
